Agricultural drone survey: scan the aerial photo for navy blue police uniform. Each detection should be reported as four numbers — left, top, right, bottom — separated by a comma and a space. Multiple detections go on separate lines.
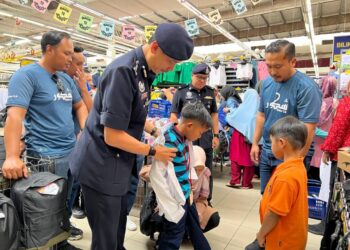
69, 23, 193, 250
171, 63, 218, 201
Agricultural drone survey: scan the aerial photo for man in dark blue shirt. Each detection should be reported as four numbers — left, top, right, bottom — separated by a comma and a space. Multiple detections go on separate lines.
69, 23, 194, 250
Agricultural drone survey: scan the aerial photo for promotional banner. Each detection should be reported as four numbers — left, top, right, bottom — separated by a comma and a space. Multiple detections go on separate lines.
144, 25, 157, 43
122, 24, 136, 41
31, 0, 52, 13
333, 35, 350, 62
185, 18, 200, 37
100, 21, 115, 39
77, 13, 94, 33
208, 9, 223, 25
53, 3, 72, 25
230, 0, 247, 15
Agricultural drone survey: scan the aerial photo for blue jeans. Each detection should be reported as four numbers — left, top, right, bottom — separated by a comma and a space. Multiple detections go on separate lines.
259, 149, 312, 194
158, 201, 211, 250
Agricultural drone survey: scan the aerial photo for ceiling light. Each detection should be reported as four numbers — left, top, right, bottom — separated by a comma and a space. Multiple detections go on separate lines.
0, 11, 13, 17
17, 17, 45, 27
74, 3, 104, 17
33, 35, 42, 40
3, 33, 28, 40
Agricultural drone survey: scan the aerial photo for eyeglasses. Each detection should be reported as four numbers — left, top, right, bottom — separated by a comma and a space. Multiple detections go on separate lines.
51, 74, 65, 94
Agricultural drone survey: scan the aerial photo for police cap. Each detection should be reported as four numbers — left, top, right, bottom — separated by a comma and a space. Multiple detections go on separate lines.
192, 63, 211, 75
155, 23, 194, 61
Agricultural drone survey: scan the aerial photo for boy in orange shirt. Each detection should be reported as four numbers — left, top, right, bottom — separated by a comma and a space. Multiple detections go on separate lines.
246, 116, 308, 250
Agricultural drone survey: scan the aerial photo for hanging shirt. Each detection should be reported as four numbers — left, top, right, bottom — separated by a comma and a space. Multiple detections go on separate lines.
236, 63, 253, 80
208, 65, 226, 87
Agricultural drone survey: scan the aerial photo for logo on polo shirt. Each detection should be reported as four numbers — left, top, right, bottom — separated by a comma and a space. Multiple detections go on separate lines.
139, 81, 145, 93
266, 92, 288, 114
53, 92, 73, 102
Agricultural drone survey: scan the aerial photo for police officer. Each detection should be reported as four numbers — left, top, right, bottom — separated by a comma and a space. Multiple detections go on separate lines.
69, 23, 194, 250
170, 63, 219, 202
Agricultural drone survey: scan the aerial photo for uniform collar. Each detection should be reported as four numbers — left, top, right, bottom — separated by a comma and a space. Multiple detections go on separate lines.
135, 46, 150, 78
189, 84, 204, 92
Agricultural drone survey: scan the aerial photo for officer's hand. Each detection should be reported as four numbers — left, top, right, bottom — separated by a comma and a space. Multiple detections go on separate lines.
2, 157, 28, 180
154, 145, 177, 164
250, 144, 260, 164
212, 137, 219, 149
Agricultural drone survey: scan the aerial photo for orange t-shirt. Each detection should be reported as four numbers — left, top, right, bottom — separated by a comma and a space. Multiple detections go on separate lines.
260, 158, 308, 250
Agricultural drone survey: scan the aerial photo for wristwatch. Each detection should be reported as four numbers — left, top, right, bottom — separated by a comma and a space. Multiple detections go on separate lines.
148, 146, 156, 156
213, 133, 219, 138
150, 127, 158, 136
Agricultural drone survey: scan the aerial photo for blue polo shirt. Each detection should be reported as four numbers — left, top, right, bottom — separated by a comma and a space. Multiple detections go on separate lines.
164, 124, 190, 199
259, 71, 322, 156
7, 63, 81, 156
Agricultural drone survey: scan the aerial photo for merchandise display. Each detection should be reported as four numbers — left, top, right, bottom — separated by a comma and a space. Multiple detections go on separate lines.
0, 0, 348, 249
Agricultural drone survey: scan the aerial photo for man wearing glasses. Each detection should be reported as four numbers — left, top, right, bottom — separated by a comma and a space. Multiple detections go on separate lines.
3, 31, 88, 250
170, 63, 220, 203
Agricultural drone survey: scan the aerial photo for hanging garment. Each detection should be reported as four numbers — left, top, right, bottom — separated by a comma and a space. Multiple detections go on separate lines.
236, 63, 253, 80
208, 65, 226, 87
258, 61, 269, 81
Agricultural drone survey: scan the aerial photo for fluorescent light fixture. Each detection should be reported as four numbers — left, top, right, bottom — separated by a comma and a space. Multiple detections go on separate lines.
33, 35, 42, 40
74, 3, 104, 17
15, 39, 31, 45
0, 11, 13, 17
178, 0, 260, 58
91, 24, 98, 28
3, 33, 28, 40
17, 17, 45, 27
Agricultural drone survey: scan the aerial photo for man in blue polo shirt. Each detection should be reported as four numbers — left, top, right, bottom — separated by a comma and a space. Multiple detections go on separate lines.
3, 31, 88, 250
250, 40, 322, 194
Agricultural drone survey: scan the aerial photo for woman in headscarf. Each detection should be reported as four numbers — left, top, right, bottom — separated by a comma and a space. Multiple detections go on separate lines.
310, 76, 338, 175
225, 89, 260, 189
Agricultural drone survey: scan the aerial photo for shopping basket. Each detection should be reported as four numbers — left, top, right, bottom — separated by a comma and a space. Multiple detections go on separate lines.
308, 179, 327, 220
148, 99, 172, 118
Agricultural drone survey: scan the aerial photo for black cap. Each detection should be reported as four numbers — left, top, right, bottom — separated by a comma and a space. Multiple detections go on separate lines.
192, 63, 211, 75
155, 23, 194, 61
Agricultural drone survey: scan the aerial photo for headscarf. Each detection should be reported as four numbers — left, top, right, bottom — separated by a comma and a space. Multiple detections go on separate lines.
319, 76, 337, 126
219, 86, 242, 103
226, 89, 260, 144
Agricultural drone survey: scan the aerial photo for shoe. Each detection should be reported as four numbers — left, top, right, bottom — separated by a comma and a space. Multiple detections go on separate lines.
308, 221, 325, 235
72, 207, 86, 219
127, 216, 137, 231
68, 224, 83, 241
241, 186, 253, 189
57, 242, 82, 250
226, 182, 241, 188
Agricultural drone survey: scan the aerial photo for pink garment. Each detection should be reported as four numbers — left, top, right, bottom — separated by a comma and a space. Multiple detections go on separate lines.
229, 129, 254, 166
230, 161, 254, 188
192, 167, 211, 200
258, 61, 269, 81
229, 62, 237, 69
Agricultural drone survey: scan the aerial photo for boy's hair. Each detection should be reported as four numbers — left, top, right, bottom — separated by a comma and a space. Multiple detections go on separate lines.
181, 102, 212, 129
269, 116, 307, 150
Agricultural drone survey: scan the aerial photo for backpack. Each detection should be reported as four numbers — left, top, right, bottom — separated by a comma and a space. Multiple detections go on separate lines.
0, 193, 20, 250
11, 172, 70, 249
140, 190, 163, 237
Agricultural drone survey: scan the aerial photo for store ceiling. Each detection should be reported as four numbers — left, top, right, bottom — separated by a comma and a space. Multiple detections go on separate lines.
0, 0, 349, 59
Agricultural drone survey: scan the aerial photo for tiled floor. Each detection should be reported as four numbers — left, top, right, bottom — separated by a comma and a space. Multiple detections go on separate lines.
69, 164, 322, 249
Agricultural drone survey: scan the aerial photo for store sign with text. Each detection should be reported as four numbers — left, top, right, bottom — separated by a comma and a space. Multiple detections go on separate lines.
185, 18, 200, 37
77, 13, 94, 33
122, 24, 136, 41
230, 0, 247, 15
100, 21, 115, 39
208, 9, 223, 25
333, 35, 350, 62
144, 26, 157, 43
54, 3, 72, 24
31, 0, 52, 13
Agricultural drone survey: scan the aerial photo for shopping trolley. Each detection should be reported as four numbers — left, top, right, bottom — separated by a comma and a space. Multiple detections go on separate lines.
0, 155, 70, 250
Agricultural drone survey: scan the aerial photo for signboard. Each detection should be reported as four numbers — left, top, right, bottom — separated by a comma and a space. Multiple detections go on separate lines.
144, 25, 157, 43
208, 9, 223, 25
333, 35, 350, 62
77, 13, 94, 33
53, 3, 72, 24
230, 0, 247, 15
185, 18, 200, 37
100, 21, 115, 39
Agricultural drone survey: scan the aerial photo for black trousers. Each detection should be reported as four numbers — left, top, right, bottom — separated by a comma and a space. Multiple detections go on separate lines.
82, 184, 127, 250
204, 148, 213, 202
